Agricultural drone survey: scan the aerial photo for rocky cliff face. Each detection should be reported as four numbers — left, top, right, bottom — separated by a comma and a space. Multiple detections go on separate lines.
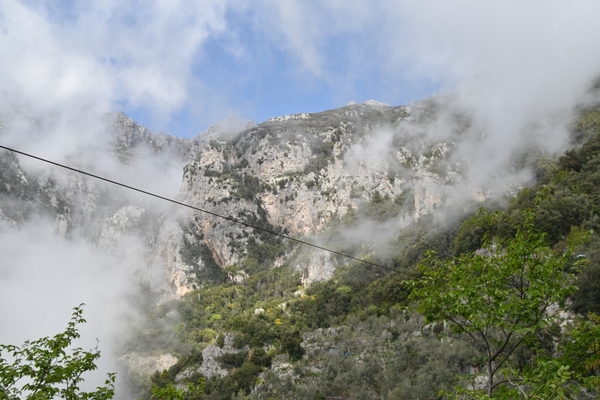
0, 113, 190, 235
0, 98, 537, 390
170, 99, 507, 289
0, 98, 519, 298
0, 113, 194, 301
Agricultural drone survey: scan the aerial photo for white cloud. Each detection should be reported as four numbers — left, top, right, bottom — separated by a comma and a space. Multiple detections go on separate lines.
0, 219, 139, 392
0, 0, 232, 126
1, 2, 600, 395
260, 0, 600, 183
3, 0, 599, 139
394, 1, 600, 179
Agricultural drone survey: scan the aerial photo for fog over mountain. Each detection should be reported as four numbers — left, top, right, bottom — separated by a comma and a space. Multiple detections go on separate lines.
2, 1, 600, 397
0, 95, 597, 396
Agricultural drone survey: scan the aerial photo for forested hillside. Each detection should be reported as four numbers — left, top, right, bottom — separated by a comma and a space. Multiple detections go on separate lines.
121, 105, 600, 399
2, 101, 600, 399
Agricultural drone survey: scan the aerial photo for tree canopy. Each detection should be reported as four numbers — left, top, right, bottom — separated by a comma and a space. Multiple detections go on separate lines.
0, 305, 115, 400
410, 204, 600, 398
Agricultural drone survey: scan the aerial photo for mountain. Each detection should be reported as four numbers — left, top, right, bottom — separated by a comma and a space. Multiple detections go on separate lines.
0, 98, 486, 295
2, 98, 597, 398
170, 98, 525, 291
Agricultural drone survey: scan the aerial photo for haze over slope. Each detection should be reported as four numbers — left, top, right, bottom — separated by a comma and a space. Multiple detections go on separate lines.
0, 95, 594, 391
2, 1, 600, 397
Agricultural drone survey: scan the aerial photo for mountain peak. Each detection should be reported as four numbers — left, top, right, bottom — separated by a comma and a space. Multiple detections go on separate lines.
363, 99, 391, 107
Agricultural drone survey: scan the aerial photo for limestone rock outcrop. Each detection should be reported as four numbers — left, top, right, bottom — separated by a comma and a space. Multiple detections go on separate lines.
0, 99, 521, 298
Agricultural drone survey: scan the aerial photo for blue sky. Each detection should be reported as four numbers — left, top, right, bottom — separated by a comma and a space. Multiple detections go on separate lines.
2, 1, 600, 139
121, 2, 444, 137
127, 33, 441, 138
2, 1, 600, 368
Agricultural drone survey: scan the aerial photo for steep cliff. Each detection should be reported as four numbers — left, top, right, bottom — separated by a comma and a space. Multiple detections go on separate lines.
170, 98, 513, 290
0, 98, 523, 296
1, 98, 577, 398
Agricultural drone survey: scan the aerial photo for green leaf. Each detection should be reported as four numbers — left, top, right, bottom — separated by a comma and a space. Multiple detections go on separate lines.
0, 304, 115, 400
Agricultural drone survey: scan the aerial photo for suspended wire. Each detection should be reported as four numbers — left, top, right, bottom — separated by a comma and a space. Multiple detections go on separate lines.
0, 144, 418, 278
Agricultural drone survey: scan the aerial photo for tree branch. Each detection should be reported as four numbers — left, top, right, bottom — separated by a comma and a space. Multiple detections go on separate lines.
491, 377, 524, 392
493, 335, 526, 375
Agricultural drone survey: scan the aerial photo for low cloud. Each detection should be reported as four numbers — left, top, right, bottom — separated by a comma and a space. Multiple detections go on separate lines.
0, 0, 233, 136
263, 0, 600, 182
0, 218, 141, 392
2, 1, 600, 395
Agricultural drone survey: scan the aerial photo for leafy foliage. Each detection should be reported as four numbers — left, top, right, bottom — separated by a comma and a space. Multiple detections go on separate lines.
0, 305, 115, 400
150, 377, 205, 400
132, 104, 600, 398
410, 204, 588, 397
255, 313, 479, 399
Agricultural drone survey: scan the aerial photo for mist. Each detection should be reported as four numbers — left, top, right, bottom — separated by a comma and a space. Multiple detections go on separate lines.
2, 1, 600, 397
0, 218, 139, 393
264, 0, 600, 189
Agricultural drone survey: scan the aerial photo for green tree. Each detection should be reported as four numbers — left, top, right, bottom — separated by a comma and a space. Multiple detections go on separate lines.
150, 378, 205, 400
475, 313, 600, 399
0, 304, 115, 400
409, 208, 581, 398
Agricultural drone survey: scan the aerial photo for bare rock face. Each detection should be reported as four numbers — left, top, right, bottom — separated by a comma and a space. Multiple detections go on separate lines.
121, 353, 179, 373
298, 251, 340, 285
198, 345, 228, 379
109, 113, 194, 163
0, 112, 196, 299
197, 333, 241, 379
155, 217, 196, 298
99, 205, 146, 250
120, 353, 179, 384
0, 99, 524, 298
172, 99, 500, 289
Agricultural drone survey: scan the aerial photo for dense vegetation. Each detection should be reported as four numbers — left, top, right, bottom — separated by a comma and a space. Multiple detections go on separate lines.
126, 106, 600, 399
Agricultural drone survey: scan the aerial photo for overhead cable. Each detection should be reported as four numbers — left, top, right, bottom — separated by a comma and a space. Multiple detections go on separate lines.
0, 144, 418, 278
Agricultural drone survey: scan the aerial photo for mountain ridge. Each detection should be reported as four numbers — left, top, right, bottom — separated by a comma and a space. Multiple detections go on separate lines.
0, 97, 529, 296
3, 97, 585, 399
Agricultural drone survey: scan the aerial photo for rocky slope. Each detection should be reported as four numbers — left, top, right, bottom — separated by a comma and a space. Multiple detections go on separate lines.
168, 98, 514, 291
0, 98, 537, 396
0, 98, 524, 296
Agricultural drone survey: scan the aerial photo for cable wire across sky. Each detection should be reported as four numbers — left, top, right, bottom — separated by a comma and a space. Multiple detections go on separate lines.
0, 144, 418, 278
